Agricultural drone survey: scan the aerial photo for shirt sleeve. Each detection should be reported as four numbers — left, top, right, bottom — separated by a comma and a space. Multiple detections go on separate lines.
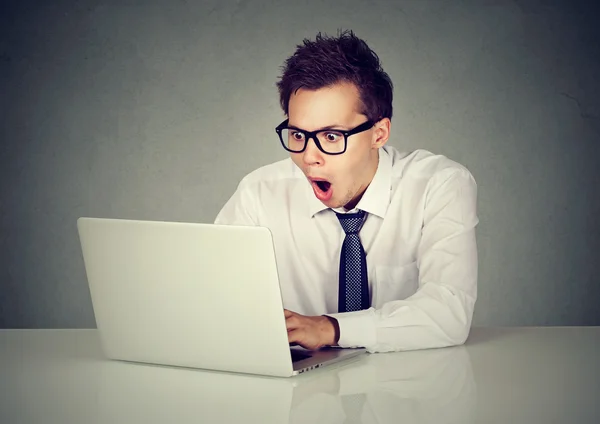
214, 178, 260, 226
326, 168, 479, 353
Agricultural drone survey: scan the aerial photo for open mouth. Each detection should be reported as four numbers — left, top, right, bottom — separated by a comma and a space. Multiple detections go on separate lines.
315, 180, 331, 192
310, 178, 333, 202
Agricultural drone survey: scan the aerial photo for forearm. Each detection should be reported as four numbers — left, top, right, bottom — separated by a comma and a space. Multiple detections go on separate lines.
326, 282, 476, 353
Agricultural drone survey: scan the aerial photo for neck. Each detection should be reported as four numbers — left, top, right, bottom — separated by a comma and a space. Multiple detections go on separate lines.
343, 150, 380, 210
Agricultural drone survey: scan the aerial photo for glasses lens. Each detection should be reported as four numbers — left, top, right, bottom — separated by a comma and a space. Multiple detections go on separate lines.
280, 129, 346, 154
280, 129, 304, 152
317, 130, 346, 154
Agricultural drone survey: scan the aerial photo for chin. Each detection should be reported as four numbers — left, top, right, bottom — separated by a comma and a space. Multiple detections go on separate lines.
325, 198, 347, 209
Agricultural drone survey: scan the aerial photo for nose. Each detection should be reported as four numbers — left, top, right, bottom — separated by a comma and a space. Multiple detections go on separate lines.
301, 135, 324, 166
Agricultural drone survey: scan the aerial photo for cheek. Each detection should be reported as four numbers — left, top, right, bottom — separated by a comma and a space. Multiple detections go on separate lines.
331, 162, 358, 192
345, 136, 371, 160
335, 150, 367, 179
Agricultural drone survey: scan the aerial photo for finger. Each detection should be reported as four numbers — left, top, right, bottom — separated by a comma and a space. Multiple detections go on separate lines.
288, 329, 318, 351
286, 315, 300, 331
287, 328, 302, 345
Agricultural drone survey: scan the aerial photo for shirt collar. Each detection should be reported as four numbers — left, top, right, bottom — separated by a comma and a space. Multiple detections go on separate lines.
306, 146, 392, 219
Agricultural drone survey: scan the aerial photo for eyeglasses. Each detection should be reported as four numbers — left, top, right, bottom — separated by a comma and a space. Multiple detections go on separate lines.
275, 119, 375, 155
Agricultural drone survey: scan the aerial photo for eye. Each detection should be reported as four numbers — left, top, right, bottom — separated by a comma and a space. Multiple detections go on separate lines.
324, 132, 343, 142
290, 131, 305, 141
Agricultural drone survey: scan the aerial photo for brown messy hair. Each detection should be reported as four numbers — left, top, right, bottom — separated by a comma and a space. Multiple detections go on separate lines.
276, 30, 393, 122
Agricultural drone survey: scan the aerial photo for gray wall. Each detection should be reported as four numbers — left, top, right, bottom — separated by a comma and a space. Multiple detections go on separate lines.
1, 0, 599, 329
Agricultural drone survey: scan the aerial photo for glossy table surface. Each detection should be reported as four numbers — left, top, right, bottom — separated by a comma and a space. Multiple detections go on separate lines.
1, 327, 599, 423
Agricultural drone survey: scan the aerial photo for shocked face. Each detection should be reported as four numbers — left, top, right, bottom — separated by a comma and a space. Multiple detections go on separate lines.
287, 82, 386, 210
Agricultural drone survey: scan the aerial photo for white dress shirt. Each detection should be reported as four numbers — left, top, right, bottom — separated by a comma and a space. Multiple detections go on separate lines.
214, 145, 478, 353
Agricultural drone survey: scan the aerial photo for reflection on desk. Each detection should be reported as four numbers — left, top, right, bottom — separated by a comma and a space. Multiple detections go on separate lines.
290, 345, 474, 423
1, 327, 599, 423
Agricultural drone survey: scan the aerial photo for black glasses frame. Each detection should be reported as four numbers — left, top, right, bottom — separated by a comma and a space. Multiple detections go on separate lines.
275, 119, 375, 155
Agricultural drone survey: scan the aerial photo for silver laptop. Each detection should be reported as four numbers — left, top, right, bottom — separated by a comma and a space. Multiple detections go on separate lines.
77, 217, 365, 377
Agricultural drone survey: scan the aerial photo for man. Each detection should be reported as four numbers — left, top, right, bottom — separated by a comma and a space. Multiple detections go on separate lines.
215, 30, 478, 353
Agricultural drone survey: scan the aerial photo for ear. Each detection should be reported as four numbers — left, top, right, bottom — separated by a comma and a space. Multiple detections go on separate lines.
371, 118, 391, 149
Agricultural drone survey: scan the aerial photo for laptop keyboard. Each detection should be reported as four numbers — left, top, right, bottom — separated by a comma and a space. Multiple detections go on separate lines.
290, 349, 312, 362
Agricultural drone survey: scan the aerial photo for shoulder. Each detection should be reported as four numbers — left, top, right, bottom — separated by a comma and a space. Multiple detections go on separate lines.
236, 156, 303, 190
385, 146, 476, 188
214, 157, 302, 225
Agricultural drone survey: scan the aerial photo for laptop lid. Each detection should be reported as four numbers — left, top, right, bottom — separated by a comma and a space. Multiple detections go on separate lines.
77, 217, 296, 377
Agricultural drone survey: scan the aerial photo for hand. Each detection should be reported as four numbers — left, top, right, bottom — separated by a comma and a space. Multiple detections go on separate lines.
285, 309, 340, 350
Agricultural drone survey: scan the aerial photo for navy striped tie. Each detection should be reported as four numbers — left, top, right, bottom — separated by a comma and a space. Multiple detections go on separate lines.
336, 210, 369, 312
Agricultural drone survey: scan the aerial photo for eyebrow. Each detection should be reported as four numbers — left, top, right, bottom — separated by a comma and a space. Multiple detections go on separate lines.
288, 123, 350, 132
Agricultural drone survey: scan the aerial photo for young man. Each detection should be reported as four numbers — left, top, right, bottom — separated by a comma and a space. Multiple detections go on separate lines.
215, 30, 478, 353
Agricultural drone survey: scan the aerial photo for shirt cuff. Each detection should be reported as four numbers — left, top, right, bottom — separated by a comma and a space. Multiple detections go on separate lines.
325, 308, 377, 349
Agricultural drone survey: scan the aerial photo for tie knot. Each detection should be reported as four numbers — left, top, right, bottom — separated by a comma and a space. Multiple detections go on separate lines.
336, 210, 366, 235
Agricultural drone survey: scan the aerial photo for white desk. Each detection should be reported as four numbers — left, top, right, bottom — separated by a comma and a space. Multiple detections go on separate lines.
1, 327, 599, 423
